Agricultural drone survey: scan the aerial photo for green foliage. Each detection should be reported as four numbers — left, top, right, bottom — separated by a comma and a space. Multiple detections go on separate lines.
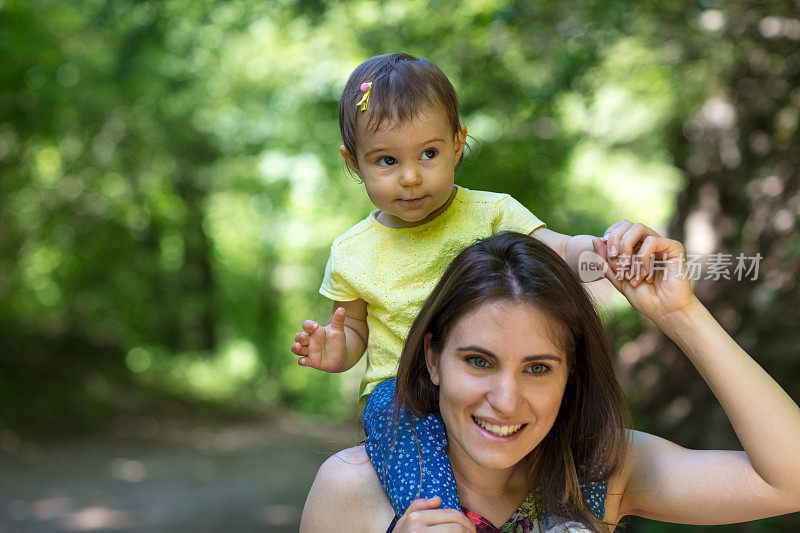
2, 0, 685, 429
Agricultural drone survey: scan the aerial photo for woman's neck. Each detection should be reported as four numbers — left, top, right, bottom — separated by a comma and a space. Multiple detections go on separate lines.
448, 444, 529, 526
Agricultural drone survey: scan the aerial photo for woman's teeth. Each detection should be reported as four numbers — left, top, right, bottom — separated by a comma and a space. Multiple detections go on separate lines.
473, 416, 523, 437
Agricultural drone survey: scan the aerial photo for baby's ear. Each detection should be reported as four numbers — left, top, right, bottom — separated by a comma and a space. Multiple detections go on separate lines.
454, 125, 467, 161
339, 145, 360, 175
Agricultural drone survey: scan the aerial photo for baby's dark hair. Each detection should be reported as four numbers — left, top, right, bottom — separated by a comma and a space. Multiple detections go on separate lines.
338, 53, 462, 166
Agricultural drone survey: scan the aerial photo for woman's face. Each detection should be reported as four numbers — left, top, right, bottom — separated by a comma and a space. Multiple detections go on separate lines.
425, 300, 570, 473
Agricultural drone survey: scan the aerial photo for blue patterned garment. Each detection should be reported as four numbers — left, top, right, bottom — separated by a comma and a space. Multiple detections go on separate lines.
363, 378, 461, 515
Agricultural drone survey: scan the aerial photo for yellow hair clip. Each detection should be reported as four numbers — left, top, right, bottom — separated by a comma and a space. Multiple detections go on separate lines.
355, 82, 372, 111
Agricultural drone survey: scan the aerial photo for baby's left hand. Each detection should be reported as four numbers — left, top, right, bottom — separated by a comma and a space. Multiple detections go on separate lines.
601, 220, 660, 288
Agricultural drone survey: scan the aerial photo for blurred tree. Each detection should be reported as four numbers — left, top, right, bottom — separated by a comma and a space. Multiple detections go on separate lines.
605, 3, 800, 532
619, 0, 800, 465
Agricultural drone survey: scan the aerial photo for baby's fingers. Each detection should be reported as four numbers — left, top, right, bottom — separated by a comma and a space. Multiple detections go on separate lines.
291, 342, 308, 356
592, 237, 609, 262
302, 320, 319, 334
329, 307, 347, 332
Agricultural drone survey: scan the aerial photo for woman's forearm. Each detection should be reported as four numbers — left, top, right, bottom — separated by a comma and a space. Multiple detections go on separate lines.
656, 299, 800, 496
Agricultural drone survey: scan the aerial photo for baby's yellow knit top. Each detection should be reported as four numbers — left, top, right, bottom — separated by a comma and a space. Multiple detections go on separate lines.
319, 187, 544, 405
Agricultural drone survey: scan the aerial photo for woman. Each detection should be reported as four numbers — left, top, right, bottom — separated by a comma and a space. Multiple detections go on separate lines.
300, 232, 800, 532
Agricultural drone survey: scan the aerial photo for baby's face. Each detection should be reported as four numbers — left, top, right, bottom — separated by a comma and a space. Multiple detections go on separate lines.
347, 105, 466, 228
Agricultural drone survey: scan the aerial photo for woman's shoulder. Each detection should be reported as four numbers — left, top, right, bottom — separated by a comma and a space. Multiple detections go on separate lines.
300, 446, 395, 532
319, 445, 379, 486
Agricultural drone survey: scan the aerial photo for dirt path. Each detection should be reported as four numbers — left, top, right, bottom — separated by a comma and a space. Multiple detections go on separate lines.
0, 414, 361, 532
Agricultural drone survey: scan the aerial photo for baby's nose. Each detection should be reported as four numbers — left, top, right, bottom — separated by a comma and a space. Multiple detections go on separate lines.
399, 166, 422, 186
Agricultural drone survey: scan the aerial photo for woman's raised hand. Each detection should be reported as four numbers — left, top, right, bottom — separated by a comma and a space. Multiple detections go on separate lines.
392, 497, 477, 533
596, 232, 698, 323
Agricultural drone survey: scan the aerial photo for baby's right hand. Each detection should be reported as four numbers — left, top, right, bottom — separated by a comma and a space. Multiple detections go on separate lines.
291, 307, 348, 373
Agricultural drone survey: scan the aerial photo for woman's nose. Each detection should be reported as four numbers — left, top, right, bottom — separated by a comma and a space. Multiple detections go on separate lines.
398, 165, 422, 187
487, 373, 522, 415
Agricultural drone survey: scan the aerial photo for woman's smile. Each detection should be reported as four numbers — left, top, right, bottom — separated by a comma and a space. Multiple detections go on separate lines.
471, 415, 527, 438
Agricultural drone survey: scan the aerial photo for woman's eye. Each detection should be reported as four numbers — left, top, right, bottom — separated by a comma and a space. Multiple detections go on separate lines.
527, 363, 549, 375
466, 356, 488, 369
377, 156, 397, 167
420, 149, 437, 160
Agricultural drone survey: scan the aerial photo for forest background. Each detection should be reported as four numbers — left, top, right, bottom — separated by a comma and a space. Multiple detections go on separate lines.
2, 0, 799, 531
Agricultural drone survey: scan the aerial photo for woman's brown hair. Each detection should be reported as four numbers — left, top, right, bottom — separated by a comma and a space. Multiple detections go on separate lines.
394, 231, 629, 532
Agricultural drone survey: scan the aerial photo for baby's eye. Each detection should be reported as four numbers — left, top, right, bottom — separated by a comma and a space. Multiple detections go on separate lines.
377, 156, 397, 167
466, 356, 489, 369
420, 149, 437, 160
526, 363, 550, 375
